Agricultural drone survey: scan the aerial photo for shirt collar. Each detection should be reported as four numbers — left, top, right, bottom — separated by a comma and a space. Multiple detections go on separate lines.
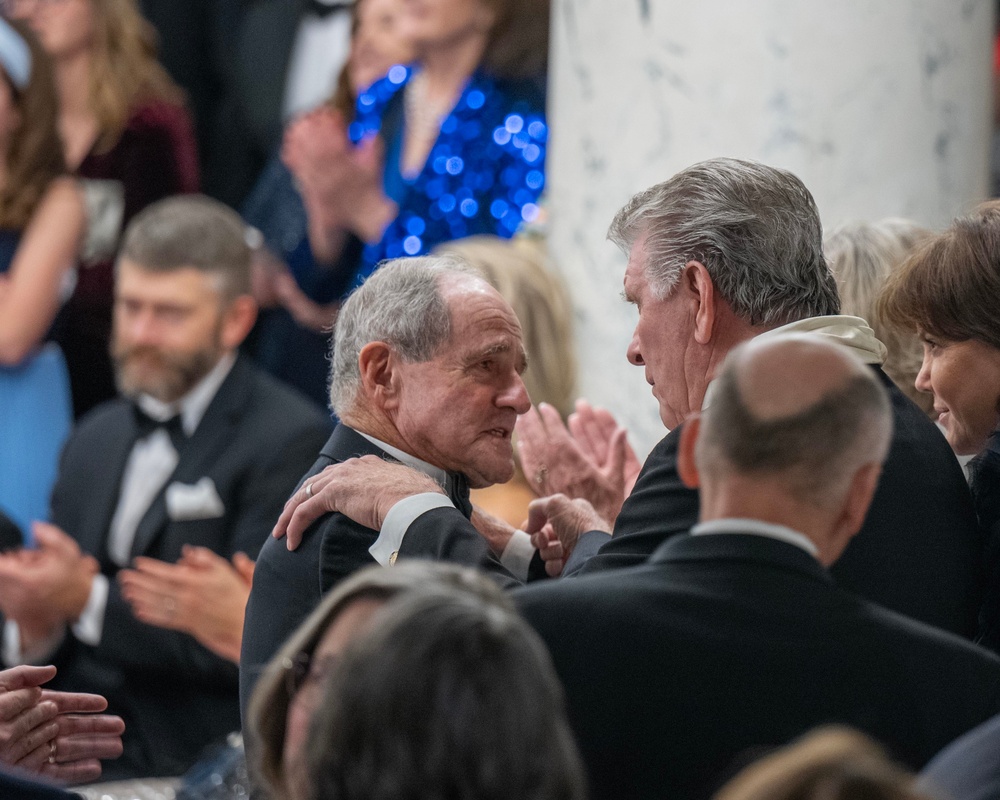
134, 352, 237, 437
690, 518, 819, 559
355, 431, 449, 488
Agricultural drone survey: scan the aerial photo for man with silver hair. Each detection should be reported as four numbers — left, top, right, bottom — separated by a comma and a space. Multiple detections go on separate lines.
516, 157, 982, 637
241, 255, 536, 715
516, 335, 1000, 800
273, 158, 982, 638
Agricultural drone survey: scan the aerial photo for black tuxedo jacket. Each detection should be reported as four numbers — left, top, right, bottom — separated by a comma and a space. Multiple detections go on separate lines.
41, 355, 330, 779
567, 368, 985, 637
241, 424, 389, 716
240, 424, 524, 718
517, 532, 1000, 800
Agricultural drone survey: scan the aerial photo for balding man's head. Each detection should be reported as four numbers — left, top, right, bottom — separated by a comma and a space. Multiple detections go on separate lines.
696, 335, 892, 511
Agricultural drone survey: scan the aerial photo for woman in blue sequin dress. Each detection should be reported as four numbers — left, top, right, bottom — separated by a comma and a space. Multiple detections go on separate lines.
283, 0, 549, 290
0, 20, 85, 543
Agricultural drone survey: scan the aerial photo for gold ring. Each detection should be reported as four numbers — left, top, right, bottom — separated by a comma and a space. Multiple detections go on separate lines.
305, 482, 314, 499
48, 740, 56, 765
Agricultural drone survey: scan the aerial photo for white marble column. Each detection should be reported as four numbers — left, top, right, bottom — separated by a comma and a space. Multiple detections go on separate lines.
546, 0, 994, 451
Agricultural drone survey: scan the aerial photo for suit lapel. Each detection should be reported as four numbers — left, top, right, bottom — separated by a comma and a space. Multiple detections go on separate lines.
85, 402, 145, 568
129, 357, 252, 558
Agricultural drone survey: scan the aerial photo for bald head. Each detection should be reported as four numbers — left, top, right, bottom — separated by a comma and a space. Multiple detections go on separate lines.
697, 335, 892, 509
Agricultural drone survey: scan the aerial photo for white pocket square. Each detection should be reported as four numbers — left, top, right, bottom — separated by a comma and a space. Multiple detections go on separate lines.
165, 477, 225, 521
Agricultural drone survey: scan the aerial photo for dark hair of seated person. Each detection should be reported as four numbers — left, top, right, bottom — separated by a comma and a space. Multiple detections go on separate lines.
304, 588, 587, 800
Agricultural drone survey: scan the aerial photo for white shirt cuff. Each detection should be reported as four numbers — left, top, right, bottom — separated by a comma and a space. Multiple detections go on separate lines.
370, 493, 455, 566
71, 574, 109, 647
500, 530, 535, 581
3, 620, 66, 666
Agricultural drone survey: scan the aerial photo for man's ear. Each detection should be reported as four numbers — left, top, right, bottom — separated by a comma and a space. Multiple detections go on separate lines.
358, 341, 398, 410
685, 261, 716, 346
825, 462, 882, 565
677, 414, 702, 489
220, 295, 258, 350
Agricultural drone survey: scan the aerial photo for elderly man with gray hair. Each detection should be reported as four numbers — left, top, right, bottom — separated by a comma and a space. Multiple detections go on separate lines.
241, 255, 537, 715
516, 334, 1000, 800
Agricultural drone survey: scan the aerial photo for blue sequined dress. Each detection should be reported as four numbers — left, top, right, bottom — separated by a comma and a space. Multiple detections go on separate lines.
348, 65, 548, 286
0, 229, 73, 543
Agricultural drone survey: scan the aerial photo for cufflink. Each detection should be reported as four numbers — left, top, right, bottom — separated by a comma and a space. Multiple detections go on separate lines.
389, 551, 398, 566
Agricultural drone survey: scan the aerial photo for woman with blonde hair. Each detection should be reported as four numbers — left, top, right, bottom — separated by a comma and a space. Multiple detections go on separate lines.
8, 0, 198, 415
0, 16, 84, 543
825, 219, 934, 416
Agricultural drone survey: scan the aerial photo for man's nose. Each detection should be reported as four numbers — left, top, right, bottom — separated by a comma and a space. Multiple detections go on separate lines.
627, 331, 644, 366
124, 310, 161, 346
502, 372, 532, 414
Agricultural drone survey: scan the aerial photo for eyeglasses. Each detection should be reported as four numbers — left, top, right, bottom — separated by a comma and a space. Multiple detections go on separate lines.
281, 652, 312, 697
281, 651, 339, 699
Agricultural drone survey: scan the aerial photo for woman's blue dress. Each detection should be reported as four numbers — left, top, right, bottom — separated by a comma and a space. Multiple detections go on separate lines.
0, 230, 73, 543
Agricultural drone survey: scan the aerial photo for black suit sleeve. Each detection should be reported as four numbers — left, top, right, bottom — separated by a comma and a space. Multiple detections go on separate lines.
569, 426, 699, 576
399, 507, 523, 589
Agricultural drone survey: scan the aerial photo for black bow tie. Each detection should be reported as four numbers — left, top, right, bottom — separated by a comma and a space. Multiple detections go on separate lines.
132, 405, 187, 452
304, 0, 351, 18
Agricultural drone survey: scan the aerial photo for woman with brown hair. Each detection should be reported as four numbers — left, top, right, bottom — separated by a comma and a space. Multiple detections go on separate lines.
7, 0, 199, 416
878, 199, 1000, 652
0, 16, 84, 542
246, 562, 511, 799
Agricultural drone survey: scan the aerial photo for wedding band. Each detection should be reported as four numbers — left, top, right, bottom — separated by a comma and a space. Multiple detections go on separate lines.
305, 482, 314, 498
47, 740, 56, 765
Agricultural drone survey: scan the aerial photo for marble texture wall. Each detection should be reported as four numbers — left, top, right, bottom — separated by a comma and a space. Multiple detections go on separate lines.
546, 0, 994, 453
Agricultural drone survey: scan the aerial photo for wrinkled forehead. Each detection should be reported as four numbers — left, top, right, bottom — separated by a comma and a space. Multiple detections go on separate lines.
438, 274, 526, 354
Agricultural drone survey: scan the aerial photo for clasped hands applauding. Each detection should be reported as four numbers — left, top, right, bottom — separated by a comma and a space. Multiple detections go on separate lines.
282, 108, 396, 252
0, 664, 122, 784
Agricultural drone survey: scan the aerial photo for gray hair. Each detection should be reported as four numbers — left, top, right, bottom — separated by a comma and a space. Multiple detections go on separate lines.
697, 344, 892, 508
117, 194, 253, 300
608, 157, 840, 326
329, 255, 477, 414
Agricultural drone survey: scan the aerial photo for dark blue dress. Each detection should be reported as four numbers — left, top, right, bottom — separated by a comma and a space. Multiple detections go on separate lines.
0, 229, 73, 543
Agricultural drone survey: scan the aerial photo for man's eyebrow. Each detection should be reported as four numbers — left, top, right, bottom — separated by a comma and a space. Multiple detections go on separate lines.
621, 288, 634, 303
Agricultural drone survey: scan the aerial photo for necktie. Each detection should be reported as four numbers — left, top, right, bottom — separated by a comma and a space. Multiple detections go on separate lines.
303, 0, 351, 19
132, 405, 187, 453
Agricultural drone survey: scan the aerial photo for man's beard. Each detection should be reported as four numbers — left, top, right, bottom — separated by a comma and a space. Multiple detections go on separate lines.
113, 341, 222, 403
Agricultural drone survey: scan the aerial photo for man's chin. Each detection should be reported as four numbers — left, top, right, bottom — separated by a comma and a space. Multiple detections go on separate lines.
465, 459, 516, 490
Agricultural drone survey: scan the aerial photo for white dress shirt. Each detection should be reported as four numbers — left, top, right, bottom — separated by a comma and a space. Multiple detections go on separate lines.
3, 355, 236, 663
364, 434, 535, 581
282, 5, 352, 120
